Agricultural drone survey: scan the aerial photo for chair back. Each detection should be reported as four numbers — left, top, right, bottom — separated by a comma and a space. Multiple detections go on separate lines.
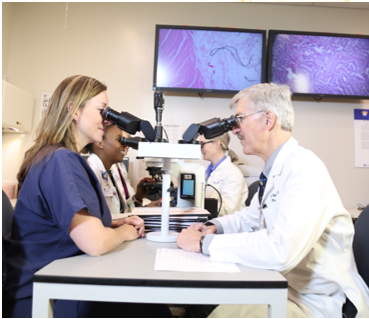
205, 198, 218, 220
2, 190, 14, 237
245, 180, 259, 206
353, 205, 369, 286
2, 190, 14, 284
342, 205, 369, 317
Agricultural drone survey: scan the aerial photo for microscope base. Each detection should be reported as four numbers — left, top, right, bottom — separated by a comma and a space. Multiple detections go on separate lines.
146, 231, 179, 242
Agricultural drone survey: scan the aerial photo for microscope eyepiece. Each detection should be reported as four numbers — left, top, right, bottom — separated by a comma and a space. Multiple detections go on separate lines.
219, 115, 238, 132
182, 115, 238, 143
102, 107, 156, 141
103, 107, 142, 135
119, 136, 147, 150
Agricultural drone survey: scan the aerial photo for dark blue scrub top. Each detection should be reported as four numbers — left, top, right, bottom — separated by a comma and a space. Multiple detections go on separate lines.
3, 148, 112, 300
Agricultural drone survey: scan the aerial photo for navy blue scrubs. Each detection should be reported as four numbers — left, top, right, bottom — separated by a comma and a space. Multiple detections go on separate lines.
3, 148, 171, 318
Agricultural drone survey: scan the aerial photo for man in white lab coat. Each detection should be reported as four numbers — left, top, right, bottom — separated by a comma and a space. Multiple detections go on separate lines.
177, 83, 369, 318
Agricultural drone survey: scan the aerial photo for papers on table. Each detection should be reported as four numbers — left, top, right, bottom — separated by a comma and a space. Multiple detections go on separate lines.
132, 206, 210, 214
112, 207, 210, 233
155, 248, 240, 273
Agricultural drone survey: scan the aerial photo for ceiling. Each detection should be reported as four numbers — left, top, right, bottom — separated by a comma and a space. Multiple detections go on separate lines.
275, 2, 369, 10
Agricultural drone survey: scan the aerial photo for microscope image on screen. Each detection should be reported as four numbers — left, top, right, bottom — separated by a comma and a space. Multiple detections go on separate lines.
270, 33, 369, 97
156, 28, 264, 92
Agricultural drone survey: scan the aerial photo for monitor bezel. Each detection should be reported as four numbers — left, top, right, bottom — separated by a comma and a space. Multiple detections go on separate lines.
153, 24, 267, 95
267, 29, 369, 100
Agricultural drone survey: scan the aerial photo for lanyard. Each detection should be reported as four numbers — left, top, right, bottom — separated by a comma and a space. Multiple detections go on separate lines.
116, 164, 130, 199
102, 171, 109, 183
109, 171, 124, 213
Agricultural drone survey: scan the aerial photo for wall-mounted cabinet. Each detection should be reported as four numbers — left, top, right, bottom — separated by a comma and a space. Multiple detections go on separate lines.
2, 80, 35, 133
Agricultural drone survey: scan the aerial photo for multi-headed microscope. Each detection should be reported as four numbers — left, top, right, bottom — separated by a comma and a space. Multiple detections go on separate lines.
102, 91, 237, 242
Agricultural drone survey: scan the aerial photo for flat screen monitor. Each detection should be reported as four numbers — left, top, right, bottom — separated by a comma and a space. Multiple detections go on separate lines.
267, 30, 369, 99
153, 25, 267, 94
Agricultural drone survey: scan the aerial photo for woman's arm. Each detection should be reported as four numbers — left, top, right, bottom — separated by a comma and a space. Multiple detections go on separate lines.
69, 208, 140, 257
111, 216, 145, 236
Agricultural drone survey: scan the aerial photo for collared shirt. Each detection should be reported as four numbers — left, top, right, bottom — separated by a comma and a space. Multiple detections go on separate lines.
206, 156, 227, 180
262, 140, 288, 179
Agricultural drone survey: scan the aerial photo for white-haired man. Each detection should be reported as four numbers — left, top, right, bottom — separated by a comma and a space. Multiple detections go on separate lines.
177, 83, 369, 318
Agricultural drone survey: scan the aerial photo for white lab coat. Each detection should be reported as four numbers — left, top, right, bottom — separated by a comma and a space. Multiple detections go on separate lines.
111, 161, 135, 212
87, 154, 135, 214
208, 138, 369, 318
206, 156, 248, 217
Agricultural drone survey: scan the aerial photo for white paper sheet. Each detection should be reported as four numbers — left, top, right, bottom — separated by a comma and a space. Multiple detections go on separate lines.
155, 248, 240, 273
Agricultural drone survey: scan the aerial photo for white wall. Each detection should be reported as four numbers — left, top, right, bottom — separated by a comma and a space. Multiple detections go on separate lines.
2, 2, 369, 208
2, 3, 14, 79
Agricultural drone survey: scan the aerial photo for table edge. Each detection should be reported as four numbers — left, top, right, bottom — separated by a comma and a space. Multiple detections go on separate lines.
33, 274, 288, 289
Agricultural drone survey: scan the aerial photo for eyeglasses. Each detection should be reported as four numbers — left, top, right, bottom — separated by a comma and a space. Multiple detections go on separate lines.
235, 110, 266, 126
200, 141, 215, 148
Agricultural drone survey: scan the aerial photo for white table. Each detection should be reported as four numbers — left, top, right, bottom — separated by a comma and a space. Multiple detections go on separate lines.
32, 239, 288, 318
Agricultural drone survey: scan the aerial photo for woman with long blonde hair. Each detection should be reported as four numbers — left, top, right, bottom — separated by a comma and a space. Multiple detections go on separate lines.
3, 75, 171, 318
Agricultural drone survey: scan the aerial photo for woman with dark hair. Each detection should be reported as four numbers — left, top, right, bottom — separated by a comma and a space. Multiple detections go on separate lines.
3, 75, 171, 318
85, 125, 160, 214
